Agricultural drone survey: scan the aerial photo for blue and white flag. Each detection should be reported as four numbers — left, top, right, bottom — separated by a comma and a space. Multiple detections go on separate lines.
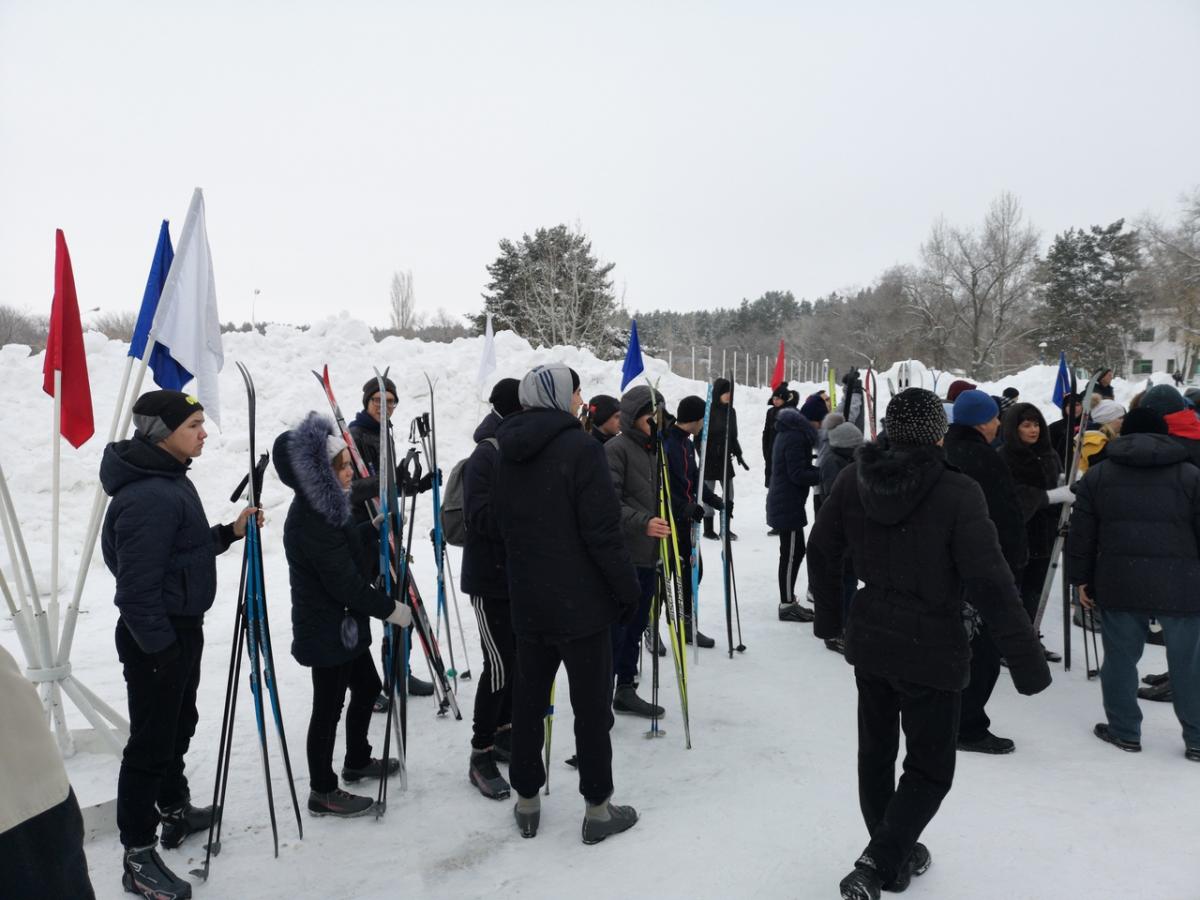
620, 319, 644, 391
1052, 351, 1071, 408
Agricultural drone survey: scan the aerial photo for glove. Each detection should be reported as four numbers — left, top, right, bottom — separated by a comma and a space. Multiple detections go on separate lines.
706, 494, 725, 512
736, 455, 750, 471
1045, 486, 1075, 506
685, 502, 706, 523
386, 602, 413, 627
350, 475, 379, 507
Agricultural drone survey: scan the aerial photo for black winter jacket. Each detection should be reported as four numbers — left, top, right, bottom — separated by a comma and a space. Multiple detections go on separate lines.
703, 402, 743, 482
944, 423, 1029, 575
346, 411, 430, 525
1065, 433, 1200, 617
766, 409, 820, 531
819, 446, 856, 498
762, 404, 782, 473
997, 404, 1063, 559
494, 409, 641, 638
664, 425, 721, 538
274, 414, 394, 668
807, 439, 1051, 694
101, 437, 239, 655
460, 412, 508, 598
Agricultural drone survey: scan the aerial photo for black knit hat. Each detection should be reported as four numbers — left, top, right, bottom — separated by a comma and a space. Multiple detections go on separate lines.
588, 394, 619, 427
1002, 387, 1020, 400
884, 388, 948, 446
769, 381, 790, 403
488, 378, 522, 417
677, 395, 706, 424
1120, 407, 1168, 436
362, 376, 398, 409
132, 390, 204, 442
713, 377, 731, 397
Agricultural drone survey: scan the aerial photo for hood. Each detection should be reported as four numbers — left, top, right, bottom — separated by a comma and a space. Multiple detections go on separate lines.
619, 385, 655, 433
273, 412, 350, 526
775, 407, 816, 440
856, 439, 947, 526
713, 377, 731, 398
100, 436, 188, 496
1165, 408, 1200, 441
1001, 402, 1052, 454
473, 411, 502, 443
1105, 432, 1189, 469
496, 408, 580, 463
351, 409, 380, 435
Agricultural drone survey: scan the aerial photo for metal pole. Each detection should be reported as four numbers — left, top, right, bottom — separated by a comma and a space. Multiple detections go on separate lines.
691, 345, 696, 381
722, 348, 727, 377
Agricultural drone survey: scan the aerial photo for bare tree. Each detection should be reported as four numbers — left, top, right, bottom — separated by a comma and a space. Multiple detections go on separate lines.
92, 310, 137, 341
389, 269, 418, 332
0, 305, 48, 349
1142, 188, 1200, 373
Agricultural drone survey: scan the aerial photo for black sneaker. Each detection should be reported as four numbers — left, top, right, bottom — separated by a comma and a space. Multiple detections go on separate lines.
643, 631, 667, 657
493, 728, 512, 763
778, 601, 815, 623
1042, 643, 1062, 663
824, 637, 846, 655
341, 757, 402, 783
307, 788, 375, 818
1094, 723, 1141, 752
158, 799, 215, 850
957, 731, 1016, 754
884, 842, 931, 892
613, 685, 665, 719
1143, 671, 1170, 687
581, 801, 638, 844
408, 675, 435, 697
469, 750, 512, 800
703, 519, 718, 540
123, 842, 193, 899
683, 624, 716, 649
839, 859, 884, 900
767, 528, 779, 536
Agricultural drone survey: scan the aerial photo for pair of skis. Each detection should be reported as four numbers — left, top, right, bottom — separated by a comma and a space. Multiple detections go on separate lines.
194, 363, 301, 881
689, 384, 714, 665
718, 377, 746, 658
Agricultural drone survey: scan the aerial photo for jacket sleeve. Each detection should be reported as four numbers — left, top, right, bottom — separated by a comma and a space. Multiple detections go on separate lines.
806, 469, 849, 640
761, 415, 772, 463
607, 441, 653, 539
299, 523, 395, 621
112, 492, 182, 654
730, 409, 743, 459
464, 444, 504, 541
1011, 482, 1049, 524
210, 522, 240, 555
951, 482, 1051, 696
579, 441, 642, 609
818, 454, 839, 497
666, 439, 690, 526
1063, 469, 1099, 590
981, 457, 1029, 572
784, 434, 821, 489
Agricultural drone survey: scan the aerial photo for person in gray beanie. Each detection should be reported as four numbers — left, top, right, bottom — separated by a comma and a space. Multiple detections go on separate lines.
807, 388, 1049, 898
813, 411, 846, 517
817, 421, 863, 655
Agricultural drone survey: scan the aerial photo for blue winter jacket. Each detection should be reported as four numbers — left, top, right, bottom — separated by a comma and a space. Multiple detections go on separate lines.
100, 436, 239, 654
766, 409, 821, 531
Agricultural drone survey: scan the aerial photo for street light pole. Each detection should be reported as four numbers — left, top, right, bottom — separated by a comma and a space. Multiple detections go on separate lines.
252, 288, 260, 331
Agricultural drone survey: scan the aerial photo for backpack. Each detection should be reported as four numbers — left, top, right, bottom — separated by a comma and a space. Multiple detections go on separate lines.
441, 437, 498, 546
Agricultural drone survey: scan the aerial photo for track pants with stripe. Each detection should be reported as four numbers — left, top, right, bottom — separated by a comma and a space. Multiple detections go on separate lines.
471, 595, 514, 751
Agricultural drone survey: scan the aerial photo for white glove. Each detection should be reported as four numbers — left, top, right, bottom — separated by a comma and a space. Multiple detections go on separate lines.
386, 602, 413, 627
1046, 486, 1075, 506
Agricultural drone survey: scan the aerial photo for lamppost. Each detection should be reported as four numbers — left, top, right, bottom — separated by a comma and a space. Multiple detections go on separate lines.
1038, 341, 1047, 365
252, 288, 260, 331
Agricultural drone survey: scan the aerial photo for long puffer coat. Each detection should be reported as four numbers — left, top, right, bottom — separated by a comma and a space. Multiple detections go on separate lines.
765, 408, 820, 531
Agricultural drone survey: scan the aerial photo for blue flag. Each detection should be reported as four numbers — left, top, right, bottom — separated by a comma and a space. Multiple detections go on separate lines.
1052, 351, 1071, 407
620, 319, 644, 390
128, 219, 194, 391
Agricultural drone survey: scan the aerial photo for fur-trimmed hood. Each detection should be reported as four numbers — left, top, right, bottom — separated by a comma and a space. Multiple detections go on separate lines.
856, 437, 948, 526
273, 412, 351, 526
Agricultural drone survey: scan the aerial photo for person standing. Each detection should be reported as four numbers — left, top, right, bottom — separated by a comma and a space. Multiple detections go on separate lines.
273, 413, 409, 817
461, 378, 523, 799
702, 377, 747, 541
586, 394, 621, 445
762, 381, 790, 487
494, 363, 642, 843
807, 388, 1051, 900
1094, 367, 1116, 400
1048, 392, 1083, 468
766, 407, 821, 623
818, 421, 863, 654
101, 390, 257, 899
1065, 407, 1200, 762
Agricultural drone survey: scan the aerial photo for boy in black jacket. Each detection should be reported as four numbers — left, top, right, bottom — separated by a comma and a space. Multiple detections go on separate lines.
494, 364, 642, 844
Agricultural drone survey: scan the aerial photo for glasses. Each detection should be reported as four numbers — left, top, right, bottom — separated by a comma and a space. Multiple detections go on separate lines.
370, 397, 397, 409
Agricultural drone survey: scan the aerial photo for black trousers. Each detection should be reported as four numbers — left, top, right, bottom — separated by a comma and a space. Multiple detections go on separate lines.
777, 529, 806, 605
116, 619, 203, 848
471, 595, 515, 751
510, 628, 614, 803
307, 651, 382, 793
855, 669, 960, 884
0, 788, 95, 900
1019, 557, 1052, 626
958, 623, 1002, 742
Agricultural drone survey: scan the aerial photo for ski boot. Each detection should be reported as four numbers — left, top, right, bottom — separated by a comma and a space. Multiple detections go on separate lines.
342, 757, 401, 783
514, 794, 540, 838
158, 798, 215, 850
581, 797, 638, 844
308, 788, 375, 818
778, 601, 815, 623
613, 684, 665, 719
469, 749, 512, 800
123, 842, 192, 899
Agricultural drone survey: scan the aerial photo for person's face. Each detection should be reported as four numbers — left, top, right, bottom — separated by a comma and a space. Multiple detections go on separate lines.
1100, 372, 1113, 386
160, 411, 207, 462
634, 412, 653, 436
977, 416, 1000, 444
599, 416, 621, 436
720, 391, 732, 405
771, 396, 784, 408
681, 419, 703, 436
367, 391, 396, 423
570, 387, 583, 417
1071, 401, 1083, 419
1018, 419, 1040, 446
333, 450, 354, 489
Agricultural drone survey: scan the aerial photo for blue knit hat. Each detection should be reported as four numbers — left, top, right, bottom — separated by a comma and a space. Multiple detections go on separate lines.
800, 393, 829, 423
952, 390, 1000, 427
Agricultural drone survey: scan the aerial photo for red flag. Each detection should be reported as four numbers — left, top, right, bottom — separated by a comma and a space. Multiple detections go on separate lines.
770, 339, 786, 390
42, 230, 95, 448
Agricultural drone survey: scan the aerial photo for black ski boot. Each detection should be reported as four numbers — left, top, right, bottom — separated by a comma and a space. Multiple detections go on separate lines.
342, 756, 402, 783
493, 727, 513, 763
613, 684, 665, 719
1094, 723, 1141, 752
884, 842, 931, 892
581, 797, 638, 844
514, 794, 540, 838
702, 517, 718, 540
408, 674, 435, 697
683, 622, 716, 649
158, 798, 215, 850
643, 630, 667, 657
839, 858, 884, 900
778, 601, 815, 623
373, 692, 389, 714
308, 788, 375, 818
469, 749, 512, 800
123, 843, 193, 899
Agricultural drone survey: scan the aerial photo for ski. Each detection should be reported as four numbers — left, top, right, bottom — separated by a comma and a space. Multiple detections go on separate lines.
690, 383, 714, 665
864, 367, 878, 440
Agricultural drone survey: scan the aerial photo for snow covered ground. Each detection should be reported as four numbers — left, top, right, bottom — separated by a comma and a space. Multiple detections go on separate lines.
1, 323, 1197, 899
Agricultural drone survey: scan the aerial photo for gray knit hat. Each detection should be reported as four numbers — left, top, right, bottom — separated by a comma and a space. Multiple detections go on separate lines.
822, 412, 846, 432
884, 388, 948, 446
828, 421, 864, 450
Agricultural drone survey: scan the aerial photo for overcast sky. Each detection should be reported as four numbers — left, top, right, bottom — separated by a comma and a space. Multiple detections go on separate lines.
2, 1, 1197, 329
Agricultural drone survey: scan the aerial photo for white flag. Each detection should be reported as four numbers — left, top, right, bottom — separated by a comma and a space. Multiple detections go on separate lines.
154, 188, 224, 423
476, 313, 496, 396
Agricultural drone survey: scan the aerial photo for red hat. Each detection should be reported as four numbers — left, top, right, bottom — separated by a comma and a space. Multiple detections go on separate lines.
946, 379, 977, 402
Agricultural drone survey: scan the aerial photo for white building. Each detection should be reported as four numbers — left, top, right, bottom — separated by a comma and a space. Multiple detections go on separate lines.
1127, 308, 1197, 378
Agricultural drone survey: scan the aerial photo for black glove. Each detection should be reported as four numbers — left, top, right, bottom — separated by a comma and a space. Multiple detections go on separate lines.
350, 475, 379, 507
685, 502, 706, 523
401, 469, 436, 496
706, 494, 725, 512
736, 455, 749, 471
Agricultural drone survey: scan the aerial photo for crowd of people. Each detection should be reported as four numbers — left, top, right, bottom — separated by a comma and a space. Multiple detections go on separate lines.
3, 361, 1198, 900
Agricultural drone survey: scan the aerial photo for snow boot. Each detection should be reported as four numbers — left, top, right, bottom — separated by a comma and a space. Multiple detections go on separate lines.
884, 842, 931, 892
957, 731, 1015, 755
581, 797, 638, 844
514, 794, 540, 838
703, 518, 718, 540
1094, 723, 1141, 752
493, 727, 512, 763
408, 674, 435, 697
341, 756, 402, 783
308, 788, 375, 818
123, 843, 192, 899
839, 858, 884, 900
1138, 679, 1173, 702
158, 798, 215, 850
643, 630, 667, 657
778, 601, 815, 623
613, 684, 665, 719
469, 749, 511, 800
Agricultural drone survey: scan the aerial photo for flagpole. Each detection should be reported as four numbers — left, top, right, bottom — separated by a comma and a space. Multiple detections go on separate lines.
50, 371, 62, 646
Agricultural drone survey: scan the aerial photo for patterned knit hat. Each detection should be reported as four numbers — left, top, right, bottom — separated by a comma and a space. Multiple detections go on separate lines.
1090, 400, 1125, 425
884, 388, 948, 446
